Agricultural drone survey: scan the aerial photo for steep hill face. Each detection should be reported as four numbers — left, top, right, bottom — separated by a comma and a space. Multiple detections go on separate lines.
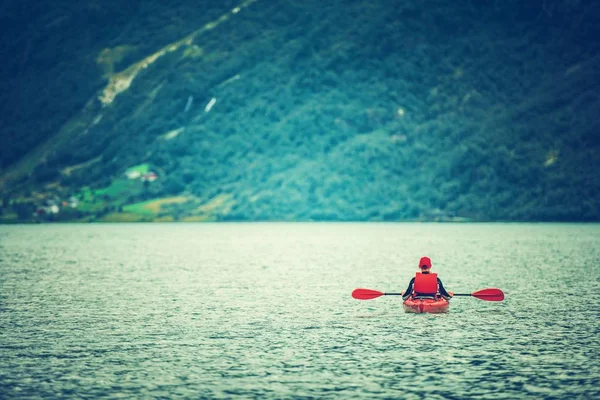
1, 0, 599, 222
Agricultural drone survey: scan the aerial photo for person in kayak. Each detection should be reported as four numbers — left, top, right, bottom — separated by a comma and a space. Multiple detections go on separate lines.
402, 256, 453, 300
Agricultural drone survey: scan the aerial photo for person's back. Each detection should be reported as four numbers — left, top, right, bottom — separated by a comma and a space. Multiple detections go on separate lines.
413, 270, 438, 297
402, 257, 453, 300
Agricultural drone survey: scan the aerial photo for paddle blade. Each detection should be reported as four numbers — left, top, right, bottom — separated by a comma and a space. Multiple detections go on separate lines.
472, 288, 504, 301
352, 288, 384, 300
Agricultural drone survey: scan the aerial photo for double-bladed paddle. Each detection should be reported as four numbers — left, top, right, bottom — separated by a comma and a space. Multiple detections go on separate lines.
351, 288, 504, 301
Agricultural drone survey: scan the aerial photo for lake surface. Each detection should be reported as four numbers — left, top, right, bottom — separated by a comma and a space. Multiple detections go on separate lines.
1, 223, 599, 399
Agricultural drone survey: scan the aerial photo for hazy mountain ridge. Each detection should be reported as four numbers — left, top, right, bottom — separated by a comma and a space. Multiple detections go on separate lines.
1, 0, 599, 222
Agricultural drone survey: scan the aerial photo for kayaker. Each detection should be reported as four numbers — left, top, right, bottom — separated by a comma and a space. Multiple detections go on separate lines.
401, 256, 453, 300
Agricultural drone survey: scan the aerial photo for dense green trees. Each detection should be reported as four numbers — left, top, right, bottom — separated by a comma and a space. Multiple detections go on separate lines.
1, 0, 599, 222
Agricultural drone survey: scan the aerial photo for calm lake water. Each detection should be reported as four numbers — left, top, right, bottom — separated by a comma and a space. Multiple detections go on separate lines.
1, 223, 599, 399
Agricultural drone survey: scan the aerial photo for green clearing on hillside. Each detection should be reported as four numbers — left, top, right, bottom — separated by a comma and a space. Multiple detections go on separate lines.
124, 164, 150, 175
94, 179, 141, 198
123, 196, 189, 216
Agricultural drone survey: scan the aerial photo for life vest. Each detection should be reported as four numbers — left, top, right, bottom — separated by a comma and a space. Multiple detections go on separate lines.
413, 272, 438, 295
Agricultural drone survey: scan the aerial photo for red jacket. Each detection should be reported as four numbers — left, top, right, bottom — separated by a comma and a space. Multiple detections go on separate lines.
413, 272, 438, 294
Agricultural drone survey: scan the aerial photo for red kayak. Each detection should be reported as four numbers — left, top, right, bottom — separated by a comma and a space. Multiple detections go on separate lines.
352, 288, 503, 312
403, 297, 449, 313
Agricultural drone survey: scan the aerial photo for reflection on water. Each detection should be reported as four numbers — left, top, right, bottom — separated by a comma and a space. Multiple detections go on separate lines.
1, 223, 599, 398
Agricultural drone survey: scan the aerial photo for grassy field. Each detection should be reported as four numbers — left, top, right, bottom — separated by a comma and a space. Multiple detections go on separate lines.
123, 196, 189, 216
124, 164, 150, 175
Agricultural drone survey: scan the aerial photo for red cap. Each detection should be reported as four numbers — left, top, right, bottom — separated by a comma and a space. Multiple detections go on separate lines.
419, 256, 432, 269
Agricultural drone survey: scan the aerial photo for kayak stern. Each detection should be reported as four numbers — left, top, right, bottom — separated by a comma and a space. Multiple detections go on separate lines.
403, 297, 449, 314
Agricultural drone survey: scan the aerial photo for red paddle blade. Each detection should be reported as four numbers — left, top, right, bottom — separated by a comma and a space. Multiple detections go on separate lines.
472, 288, 504, 301
352, 288, 384, 300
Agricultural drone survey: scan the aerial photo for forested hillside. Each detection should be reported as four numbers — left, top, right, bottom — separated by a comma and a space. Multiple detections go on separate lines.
1, 0, 599, 222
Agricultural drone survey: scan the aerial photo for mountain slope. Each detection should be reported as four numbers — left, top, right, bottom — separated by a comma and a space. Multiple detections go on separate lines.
1, 0, 599, 222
